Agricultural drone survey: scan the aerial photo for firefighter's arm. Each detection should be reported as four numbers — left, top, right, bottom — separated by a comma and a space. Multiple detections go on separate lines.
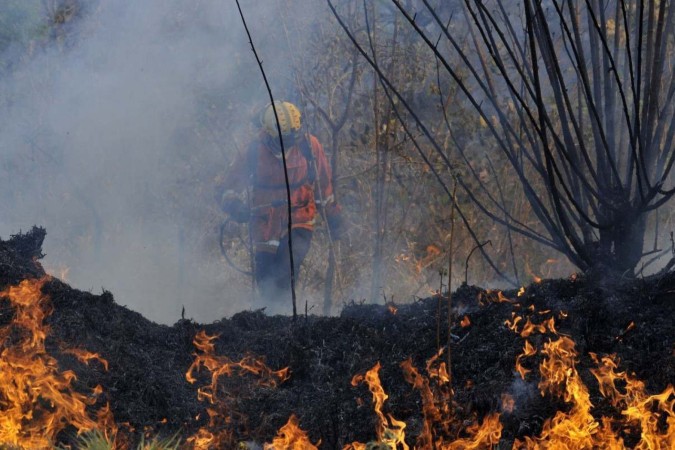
216, 145, 253, 222
311, 136, 345, 238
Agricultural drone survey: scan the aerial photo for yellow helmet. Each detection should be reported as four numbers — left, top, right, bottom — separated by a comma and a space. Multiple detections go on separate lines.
261, 101, 301, 137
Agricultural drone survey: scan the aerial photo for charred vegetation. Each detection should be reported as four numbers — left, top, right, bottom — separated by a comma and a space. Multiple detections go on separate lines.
0, 228, 672, 448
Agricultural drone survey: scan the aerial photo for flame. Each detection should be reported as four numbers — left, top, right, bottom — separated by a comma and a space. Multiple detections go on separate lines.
516, 336, 625, 449
524, 260, 543, 283
63, 348, 109, 371
3, 275, 668, 449
388, 304, 398, 315
187, 428, 217, 450
460, 315, 470, 328
508, 310, 674, 448
505, 312, 556, 338
264, 415, 319, 450
505, 313, 523, 333
176, 299, 670, 450
186, 330, 290, 391
515, 339, 537, 380
497, 290, 514, 303
394, 253, 411, 263
252, 305, 670, 449
501, 394, 515, 413
401, 356, 451, 448
589, 353, 674, 449
346, 362, 409, 450
415, 245, 442, 273
517, 287, 526, 297
615, 321, 636, 341
481, 289, 515, 305
186, 329, 290, 449
363, 353, 503, 450
520, 316, 557, 337
400, 359, 441, 448
0, 277, 115, 448
443, 414, 502, 450
425, 348, 451, 386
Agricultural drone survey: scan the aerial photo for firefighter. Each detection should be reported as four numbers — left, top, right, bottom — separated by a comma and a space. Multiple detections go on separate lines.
218, 101, 344, 305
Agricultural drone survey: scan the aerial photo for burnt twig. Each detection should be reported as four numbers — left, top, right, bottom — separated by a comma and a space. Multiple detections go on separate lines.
465, 240, 493, 286
235, 1, 297, 319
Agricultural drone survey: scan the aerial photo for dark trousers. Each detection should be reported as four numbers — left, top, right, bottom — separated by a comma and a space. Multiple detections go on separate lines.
254, 228, 312, 304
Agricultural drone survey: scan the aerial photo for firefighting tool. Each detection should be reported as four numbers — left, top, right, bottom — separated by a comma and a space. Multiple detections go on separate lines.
219, 217, 253, 276
219, 199, 288, 277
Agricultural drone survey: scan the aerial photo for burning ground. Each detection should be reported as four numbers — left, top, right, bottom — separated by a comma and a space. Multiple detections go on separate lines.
0, 227, 673, 449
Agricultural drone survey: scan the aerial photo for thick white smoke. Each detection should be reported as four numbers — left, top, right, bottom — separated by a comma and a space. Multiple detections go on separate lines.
0, 0, 322, 324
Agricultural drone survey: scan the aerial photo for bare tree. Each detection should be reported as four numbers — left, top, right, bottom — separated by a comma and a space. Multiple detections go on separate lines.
329, 0, 675, 278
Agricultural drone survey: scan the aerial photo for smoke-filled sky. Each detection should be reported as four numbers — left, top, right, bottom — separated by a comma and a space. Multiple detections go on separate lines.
0, 0, 322, 324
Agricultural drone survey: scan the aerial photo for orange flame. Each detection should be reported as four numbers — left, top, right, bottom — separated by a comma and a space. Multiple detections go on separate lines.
401, 359, 440, 448
425, 348, 451, 386
398, 353, 504, 450
460, 315, 471, 328
505, 313, 523, 333
524, 261, 543, 283
186, 329, 290, 449
508, 309, 674, 448
515, 339, 537, 380
346, 362, 409, 450
589, 353, 674, 448
482, 289, 516, 304
0, 277, 115, 448
615, 321, 636, 341
415, 245, 442, 273
501, 394, 515, 413
519, 316, 557, 338
63, 348, 109, 371
505, 311, 556, 338
516, 336, 625, 449
443, 413, 502, 450
264, 415, 319, 450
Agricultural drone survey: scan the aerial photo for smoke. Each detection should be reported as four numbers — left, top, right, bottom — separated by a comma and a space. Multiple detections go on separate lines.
0, 0, 322, 324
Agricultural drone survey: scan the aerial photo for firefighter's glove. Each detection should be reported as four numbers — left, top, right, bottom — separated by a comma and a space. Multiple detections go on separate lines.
327, 214, 345, 240
221, 193, 249, 223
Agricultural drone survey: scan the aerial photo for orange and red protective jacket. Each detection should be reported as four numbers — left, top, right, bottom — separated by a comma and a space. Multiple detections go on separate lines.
222, 132, 340, 253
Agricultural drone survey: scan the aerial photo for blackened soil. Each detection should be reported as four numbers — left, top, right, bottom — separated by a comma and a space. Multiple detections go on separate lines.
1, 227, 673, 448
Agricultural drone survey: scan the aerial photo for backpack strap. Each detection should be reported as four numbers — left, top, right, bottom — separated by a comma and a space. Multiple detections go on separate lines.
298, 133, 316, 186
